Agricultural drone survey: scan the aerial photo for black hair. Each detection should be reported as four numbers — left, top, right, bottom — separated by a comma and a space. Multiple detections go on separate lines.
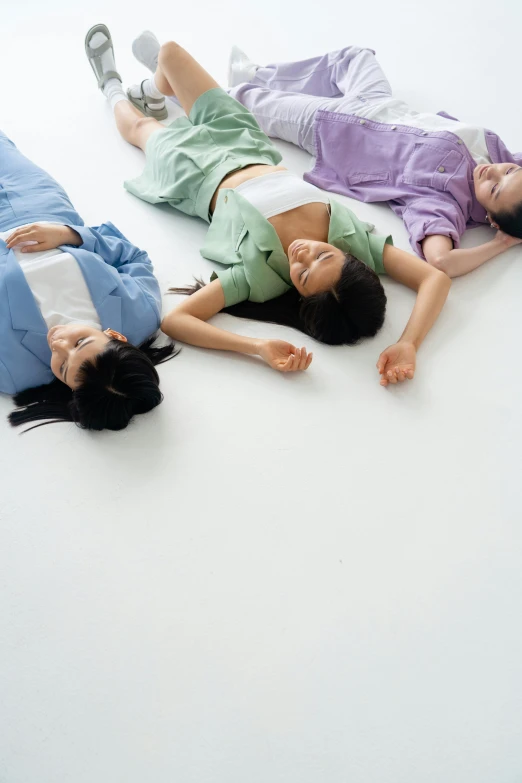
171, 254, 386, 346
491, 201, 522, 240
8, 335, 178, 433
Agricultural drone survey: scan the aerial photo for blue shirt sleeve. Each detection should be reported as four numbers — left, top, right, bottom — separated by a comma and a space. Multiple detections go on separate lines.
63, 221, 161, 314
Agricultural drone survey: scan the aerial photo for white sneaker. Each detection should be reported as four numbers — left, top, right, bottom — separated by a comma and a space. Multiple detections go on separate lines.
227, 45, 259, 88
132, 30, 161, 73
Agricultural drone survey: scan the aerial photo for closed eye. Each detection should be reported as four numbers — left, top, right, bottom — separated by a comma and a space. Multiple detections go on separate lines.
493, 167, 520, 199
317, 251, 334, 262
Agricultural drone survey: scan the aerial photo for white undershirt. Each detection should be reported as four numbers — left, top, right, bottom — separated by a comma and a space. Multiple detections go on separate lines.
0, 222, 101, 330
355, 98, 492, 164
235, 170, 330, 218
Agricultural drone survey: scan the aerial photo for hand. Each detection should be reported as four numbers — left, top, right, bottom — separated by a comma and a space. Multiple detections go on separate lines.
5, 224, 82, 253
494, 230, 522, 250
377, 341, 416, 386
257, 339, 313, 372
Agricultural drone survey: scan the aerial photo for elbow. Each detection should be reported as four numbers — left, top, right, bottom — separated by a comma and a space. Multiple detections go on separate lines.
427, 255, 457, 279
161, 312, 178, 339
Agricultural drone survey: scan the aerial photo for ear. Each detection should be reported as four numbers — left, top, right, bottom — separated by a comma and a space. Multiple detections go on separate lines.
104, 328, 128, 343
485, 211, 499, 229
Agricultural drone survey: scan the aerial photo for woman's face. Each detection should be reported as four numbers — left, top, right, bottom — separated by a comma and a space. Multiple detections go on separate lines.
473, 163, 522, 218
288, 239, 346, 296
47, 324, 126, 389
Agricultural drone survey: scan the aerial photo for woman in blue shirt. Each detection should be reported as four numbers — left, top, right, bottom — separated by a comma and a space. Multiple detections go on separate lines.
0, 131, 176, 431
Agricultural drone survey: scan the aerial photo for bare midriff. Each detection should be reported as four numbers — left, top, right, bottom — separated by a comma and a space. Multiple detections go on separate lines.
210, 164, 330, 253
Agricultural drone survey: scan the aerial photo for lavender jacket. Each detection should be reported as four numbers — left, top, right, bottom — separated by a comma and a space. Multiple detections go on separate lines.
305, 110, 522, 258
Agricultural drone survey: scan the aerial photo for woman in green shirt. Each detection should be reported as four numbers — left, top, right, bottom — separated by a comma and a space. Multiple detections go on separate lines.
86, 28, 451, 385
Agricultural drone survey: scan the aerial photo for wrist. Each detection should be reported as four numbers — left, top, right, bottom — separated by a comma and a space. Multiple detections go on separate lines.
62, 226, 82, 246
250, 338, 264, 356
398, 337, 418, 351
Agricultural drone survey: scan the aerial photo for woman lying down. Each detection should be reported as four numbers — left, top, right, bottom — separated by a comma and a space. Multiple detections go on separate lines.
85, 26, 452, 387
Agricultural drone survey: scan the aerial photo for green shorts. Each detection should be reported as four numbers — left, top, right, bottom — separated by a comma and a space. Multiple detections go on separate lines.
124, 87, 282, 223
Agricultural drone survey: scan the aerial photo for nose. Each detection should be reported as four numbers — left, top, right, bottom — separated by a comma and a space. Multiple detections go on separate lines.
51, 337, 68, 353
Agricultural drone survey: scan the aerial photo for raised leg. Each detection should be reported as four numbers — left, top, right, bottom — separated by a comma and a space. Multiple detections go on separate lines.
152, 41, 219, 116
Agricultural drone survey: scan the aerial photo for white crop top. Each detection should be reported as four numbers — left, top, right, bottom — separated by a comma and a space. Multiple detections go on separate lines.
1, 222, 101, 331
235, 170, 330, 218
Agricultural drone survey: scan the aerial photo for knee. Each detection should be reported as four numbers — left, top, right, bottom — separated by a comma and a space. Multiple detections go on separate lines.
158, 41, 183, 67
428, 255, 449, 274
128, 115, 158, 146
132, 116, 156, 134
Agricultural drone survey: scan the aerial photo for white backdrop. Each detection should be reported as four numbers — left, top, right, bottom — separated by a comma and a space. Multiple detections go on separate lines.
1, 1, 521, 781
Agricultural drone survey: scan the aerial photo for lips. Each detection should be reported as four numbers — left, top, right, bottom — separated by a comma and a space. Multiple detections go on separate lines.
479, 165, 489, 179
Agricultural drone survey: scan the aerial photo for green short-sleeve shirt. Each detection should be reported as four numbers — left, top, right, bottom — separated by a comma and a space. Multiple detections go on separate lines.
204, 192, 392, 307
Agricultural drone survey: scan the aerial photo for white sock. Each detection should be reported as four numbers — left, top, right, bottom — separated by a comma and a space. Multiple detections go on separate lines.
90, 31, 118, 75
89, 31, 128, 111
228, 45, 259, 88
103, 78, 127, 111
132, 30, 161, 73
128, 75, 164, 102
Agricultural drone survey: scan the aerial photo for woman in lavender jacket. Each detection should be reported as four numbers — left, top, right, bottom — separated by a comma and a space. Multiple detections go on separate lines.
227, 45, 522, 278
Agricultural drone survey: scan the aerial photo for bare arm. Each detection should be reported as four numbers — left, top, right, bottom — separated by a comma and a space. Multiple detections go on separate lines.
161, 279, 313, 372
377, 244, 451, 386
422, 232, 521, 278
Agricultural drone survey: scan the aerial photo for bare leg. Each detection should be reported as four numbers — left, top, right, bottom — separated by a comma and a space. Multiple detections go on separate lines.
113, 100, 162, 151
153, 41, 219, 116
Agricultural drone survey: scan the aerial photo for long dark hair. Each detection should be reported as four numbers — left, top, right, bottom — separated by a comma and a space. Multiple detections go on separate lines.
171, 254, 386, 345
8, 335, 178, 433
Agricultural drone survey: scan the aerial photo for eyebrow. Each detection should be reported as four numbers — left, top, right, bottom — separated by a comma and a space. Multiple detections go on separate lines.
495, 167, 522, 201
63, 338, 95, 385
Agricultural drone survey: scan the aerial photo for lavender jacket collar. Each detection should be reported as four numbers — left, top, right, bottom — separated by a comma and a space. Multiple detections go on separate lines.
305, 109, 522, 257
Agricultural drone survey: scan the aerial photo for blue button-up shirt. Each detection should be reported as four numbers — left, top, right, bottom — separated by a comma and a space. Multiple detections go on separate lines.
0, 132, 162, 394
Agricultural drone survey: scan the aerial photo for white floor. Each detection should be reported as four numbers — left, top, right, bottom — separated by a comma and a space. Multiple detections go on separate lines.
1, 2, 522, 781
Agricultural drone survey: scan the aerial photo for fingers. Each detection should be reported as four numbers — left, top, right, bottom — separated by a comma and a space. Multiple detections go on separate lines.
376, 352, 388, 374
297, 347, 310, 371
6, 228, 37, 248
21, 242, 47, 253
382, 366, 415, 386
285, 348, 300, 373
279, 347, 312, 373
6, 226, 47, 252
280, 348, 298, 372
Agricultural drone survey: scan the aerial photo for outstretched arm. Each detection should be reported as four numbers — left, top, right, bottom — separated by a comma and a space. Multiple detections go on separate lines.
422, 232, 522, 277
161, 279, 313, 373
377, 244, 451, 386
